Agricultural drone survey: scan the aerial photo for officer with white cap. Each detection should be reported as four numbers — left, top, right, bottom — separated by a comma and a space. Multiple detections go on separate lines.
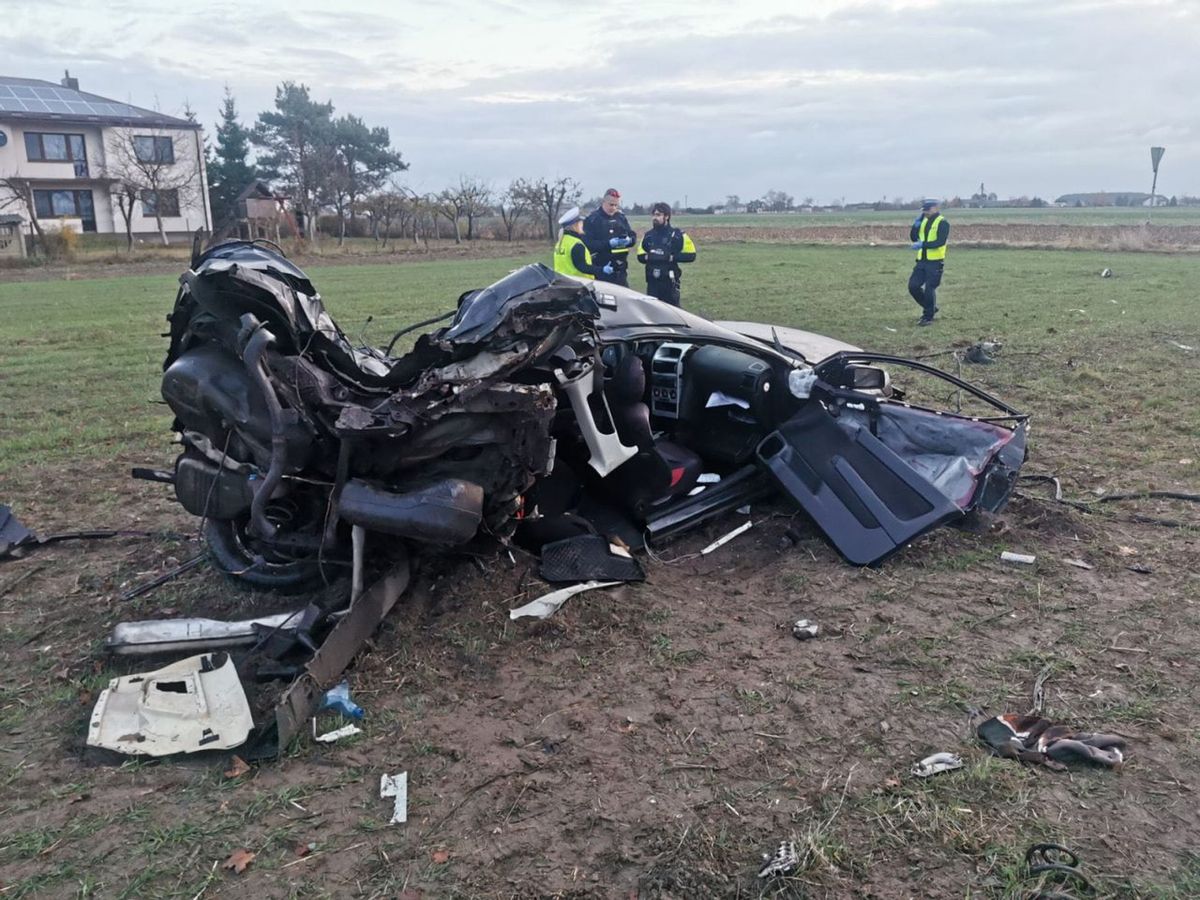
553, 206, 612, 280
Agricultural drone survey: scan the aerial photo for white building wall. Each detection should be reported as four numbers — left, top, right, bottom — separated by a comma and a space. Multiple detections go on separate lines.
0, 118, 211, 238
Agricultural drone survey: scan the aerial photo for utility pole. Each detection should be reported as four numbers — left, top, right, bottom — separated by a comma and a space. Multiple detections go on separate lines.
1149, 146, 1165, 223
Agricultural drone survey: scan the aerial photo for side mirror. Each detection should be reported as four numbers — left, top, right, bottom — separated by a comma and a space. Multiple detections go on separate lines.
846, 365, 887, 392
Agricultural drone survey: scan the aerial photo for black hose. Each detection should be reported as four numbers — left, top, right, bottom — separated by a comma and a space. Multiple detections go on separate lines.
240, 315, 289, 540
384, 309, 456, 356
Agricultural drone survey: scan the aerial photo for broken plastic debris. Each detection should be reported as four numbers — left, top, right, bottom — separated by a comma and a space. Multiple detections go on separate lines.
736, 504, 752, 515
700, 520, 753, 555
315, 723, 362, 743
758, 840, 800, 878
705, 391, 750, 410
320, 681, 364, 720
509, 580, 620, 620
912, 752, 965, 778
1001, 551, 1036, 565
380, 772, 408, 824
696, 472, 721, 485
791, 619, 819, 640
787, 368, 817, 399
105, 608, 311, 656
86, 652, 253, 756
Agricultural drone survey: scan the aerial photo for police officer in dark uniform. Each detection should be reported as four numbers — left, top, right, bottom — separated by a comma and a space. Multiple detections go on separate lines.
908, 198, 949, 326
583, 187, 636, 286
636, 202, 697, 306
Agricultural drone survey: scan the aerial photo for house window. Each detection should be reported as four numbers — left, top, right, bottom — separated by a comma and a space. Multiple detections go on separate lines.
133, 135, 175, 164
24, 132, 86, 162
141, 189, 181, 217
33, 189, 95, 220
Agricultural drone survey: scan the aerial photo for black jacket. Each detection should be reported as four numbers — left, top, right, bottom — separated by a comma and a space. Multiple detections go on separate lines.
637, 224, 696, 284
583, 208, 637, 269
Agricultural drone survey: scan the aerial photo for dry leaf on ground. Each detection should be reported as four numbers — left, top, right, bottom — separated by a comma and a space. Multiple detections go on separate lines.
223, 849, 256, 874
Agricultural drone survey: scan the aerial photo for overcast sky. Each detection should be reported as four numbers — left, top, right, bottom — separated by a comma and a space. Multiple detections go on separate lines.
4, 0, 1195, 205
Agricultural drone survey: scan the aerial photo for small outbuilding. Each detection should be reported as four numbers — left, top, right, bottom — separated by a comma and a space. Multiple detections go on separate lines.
0, 213, 26, 258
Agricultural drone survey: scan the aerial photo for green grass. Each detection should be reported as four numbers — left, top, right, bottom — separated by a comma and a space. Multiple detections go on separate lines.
641, 205, 1200, 229
4, 243, 1197, 490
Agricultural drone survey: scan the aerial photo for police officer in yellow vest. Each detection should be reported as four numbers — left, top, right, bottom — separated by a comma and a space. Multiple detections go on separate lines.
553, 206, 613, 280
908, 199, 949, 326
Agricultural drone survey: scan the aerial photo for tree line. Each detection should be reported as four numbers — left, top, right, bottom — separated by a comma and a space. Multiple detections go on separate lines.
207, 83, 586, 246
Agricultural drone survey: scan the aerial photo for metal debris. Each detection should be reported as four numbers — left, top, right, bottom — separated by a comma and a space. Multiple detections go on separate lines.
758, 840, 800, 878
791, 619, 820, 640
911, 752, 965, 778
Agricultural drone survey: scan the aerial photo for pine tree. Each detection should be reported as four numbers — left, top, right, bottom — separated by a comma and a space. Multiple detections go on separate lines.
208, 87, 256, 233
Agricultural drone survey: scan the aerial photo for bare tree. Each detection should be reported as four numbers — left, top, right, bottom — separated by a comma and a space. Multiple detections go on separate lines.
0, 175, 47, 252
496, 182, 529, 241
511, 176, 581, 240
104, 129, 201, 245
110, 180, 140, 251
432, 189, 464, 244
360, 184, 409, 248
454, 176, 493, 240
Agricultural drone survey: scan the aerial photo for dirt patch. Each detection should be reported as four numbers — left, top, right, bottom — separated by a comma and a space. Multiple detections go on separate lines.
2, 463, 1199, 897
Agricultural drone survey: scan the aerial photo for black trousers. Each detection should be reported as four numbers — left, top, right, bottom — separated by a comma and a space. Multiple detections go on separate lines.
646, 279, 680, 307
908, 260, 943, 318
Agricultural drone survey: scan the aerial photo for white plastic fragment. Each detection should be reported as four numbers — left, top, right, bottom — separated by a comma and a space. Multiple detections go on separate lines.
912, 752, 964, 778
509, 580, 621, 620
315, 724, 362, 743
700, 520, 753, 555
380, 772, 408, 824
1001, 551, 1037, 565
736, 505, 752, 515
791, 619, 819, 640
696, 472, 722, 484
86, 652, 253, 757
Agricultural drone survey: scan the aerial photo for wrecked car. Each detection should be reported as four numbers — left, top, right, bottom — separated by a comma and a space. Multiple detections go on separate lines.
152, 240, 1028, 586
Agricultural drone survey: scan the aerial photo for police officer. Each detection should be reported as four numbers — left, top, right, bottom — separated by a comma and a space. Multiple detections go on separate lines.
583, 188, 636, 286
553, 206, 613, 280
908, 198, 949, 326
636, 202, 697, 306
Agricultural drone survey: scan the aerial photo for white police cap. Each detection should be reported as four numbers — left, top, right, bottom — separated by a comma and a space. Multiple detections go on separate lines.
558, 205, 582, 227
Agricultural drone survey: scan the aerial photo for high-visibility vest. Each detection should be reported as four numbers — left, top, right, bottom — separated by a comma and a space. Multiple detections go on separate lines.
917, 215, 947, 261
554, 232, 594, 279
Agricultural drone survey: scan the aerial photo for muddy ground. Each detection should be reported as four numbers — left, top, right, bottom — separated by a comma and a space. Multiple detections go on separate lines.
1, 454, 1198, 898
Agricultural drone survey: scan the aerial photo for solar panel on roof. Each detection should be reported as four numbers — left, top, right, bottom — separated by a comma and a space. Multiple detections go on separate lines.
10, 86, 35, 98
0, 86, 14, 98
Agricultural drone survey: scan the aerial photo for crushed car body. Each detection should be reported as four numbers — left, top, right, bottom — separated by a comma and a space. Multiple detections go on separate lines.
155, 240, 1028, 589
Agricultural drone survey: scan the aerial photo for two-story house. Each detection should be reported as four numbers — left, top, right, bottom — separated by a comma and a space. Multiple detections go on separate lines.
0, 72, 211, 241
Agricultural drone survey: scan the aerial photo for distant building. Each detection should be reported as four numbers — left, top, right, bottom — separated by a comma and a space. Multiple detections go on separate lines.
1053, 192, 1163, 207
0, 212, 25, 258
0, 72, 211, 240
234, 180, 290, 241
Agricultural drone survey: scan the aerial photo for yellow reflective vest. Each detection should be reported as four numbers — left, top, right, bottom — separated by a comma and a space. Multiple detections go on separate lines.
917, 215, 947, 261
553, 232, 595, 280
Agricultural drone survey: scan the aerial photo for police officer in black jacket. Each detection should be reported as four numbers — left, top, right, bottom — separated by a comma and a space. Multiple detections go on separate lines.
636, 202, 697, 306
583, 187, 637, 286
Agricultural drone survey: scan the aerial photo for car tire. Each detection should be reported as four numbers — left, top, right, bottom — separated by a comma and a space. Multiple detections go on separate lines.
203, 517, 330, 594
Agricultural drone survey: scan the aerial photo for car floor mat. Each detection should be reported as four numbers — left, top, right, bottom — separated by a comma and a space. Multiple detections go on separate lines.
539, 534, 645, 583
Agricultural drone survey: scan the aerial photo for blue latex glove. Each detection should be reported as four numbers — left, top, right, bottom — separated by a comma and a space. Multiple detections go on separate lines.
911, 241, 923, 250
608, 237, 624, 248
602, 263, 614, 275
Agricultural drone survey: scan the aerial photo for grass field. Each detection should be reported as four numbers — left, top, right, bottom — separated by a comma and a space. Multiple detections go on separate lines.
632, 205, 1200, 230
2, 245, 1200, 898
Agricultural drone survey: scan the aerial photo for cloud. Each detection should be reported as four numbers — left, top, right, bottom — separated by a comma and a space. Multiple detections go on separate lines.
3, 0, 1197, 202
